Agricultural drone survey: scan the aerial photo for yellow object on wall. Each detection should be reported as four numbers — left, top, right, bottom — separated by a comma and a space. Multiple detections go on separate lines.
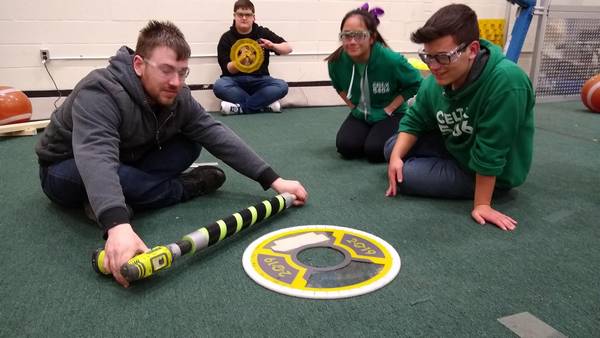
479, 19, 505, 47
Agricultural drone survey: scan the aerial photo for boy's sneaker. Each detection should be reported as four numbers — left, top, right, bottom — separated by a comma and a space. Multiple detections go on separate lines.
220, 101, 243, 115
265, 100, 281, 113
180, 166, 226, 201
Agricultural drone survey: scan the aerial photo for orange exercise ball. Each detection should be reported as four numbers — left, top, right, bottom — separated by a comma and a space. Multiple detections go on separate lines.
581, 74, 600, 113
0, 85, 32, 125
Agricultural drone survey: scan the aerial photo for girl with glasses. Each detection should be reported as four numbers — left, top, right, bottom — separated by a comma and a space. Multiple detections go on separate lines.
325, 4, 422, 163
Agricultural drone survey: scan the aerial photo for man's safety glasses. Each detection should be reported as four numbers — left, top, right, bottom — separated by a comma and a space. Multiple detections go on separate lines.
418, 43, 468, 65
234, 12, 254, 19
144, 59, 190, 80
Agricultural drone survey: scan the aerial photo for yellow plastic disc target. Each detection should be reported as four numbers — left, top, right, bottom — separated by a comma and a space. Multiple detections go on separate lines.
242, 225, 401, 299
230, 38, 264, 73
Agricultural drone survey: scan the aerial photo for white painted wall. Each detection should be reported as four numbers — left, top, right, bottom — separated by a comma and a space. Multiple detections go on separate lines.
1, 0, 520, 119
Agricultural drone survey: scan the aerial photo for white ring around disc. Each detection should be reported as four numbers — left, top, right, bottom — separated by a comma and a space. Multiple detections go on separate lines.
242, 225, 401, 299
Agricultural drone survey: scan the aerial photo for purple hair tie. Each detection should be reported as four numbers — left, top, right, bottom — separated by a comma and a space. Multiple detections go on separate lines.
359, 3, 385, 24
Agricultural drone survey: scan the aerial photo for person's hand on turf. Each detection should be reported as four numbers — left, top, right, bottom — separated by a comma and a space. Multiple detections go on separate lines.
103, 223, 149, 288
271, 178, 308, 206
386, 156, 404, 197
471, 204, 517, 231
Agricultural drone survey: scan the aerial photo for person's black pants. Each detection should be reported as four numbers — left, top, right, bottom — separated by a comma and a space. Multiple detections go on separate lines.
336, 113, 401, 163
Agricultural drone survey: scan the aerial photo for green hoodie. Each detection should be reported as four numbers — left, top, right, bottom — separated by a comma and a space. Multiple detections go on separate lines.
328, 42, 422, 124
399, 39, 535, 188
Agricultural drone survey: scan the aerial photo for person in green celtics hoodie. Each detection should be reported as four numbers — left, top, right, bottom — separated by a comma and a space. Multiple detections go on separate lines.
326, 4, 422, 163
384, 4, 534, 231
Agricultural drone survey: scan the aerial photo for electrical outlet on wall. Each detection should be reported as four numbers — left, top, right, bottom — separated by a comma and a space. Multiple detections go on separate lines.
40, 49, 50, 62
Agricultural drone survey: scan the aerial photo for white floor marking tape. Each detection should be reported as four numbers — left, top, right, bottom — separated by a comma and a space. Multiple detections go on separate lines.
498, 312, 567, 338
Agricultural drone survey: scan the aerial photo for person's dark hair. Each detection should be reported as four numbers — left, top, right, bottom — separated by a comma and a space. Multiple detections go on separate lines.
135, 20, 191, 60
234, 0, 255, 13
411, 4, 479, 45
325, 8, 388, 62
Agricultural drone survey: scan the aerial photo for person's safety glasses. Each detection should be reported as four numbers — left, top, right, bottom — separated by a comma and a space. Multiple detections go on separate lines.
339, 30, 371, 42
144, 59, 190, 80
234, 12, 254, 19
418, 43, 468, 66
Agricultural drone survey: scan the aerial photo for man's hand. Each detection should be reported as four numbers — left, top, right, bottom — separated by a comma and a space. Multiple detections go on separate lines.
471, 204, 517, 231
103, 223, 149, 288
227, 61, 240, 74
472, 175, 516, 231
258, 38, 275, 50
258, 39, 292, 55
385, 132, 417, 197
271, 178, 308, 206
386, 156, 404, 197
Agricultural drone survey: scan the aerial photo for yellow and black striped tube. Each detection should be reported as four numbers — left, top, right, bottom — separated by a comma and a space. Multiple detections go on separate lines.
92, 193, 295, 282
179, 193, 294, 255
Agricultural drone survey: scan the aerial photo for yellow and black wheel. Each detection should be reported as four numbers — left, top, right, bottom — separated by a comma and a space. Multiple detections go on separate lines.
230, 38, 264, 73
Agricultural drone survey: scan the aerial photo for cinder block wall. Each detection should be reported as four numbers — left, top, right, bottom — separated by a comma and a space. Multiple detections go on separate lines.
1, 0, 531, 119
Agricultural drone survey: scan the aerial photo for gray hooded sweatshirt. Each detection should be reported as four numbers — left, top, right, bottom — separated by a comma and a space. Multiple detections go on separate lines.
36, 46, 278, 231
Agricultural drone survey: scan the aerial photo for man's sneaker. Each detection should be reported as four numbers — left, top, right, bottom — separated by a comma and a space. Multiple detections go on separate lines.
180, 166, 226, 201
220, 101, 243, 115
265, 100, 281, 113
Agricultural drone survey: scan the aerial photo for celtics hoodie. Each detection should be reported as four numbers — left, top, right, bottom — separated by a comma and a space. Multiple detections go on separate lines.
399, 39, 535, 188
328, 42, 422, 124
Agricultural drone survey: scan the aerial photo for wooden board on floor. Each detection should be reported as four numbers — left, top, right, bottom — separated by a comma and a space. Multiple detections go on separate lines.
0, 120, 50, 137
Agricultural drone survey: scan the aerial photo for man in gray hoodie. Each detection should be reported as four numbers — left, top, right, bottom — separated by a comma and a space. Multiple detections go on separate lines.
35, 20, 308, 288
